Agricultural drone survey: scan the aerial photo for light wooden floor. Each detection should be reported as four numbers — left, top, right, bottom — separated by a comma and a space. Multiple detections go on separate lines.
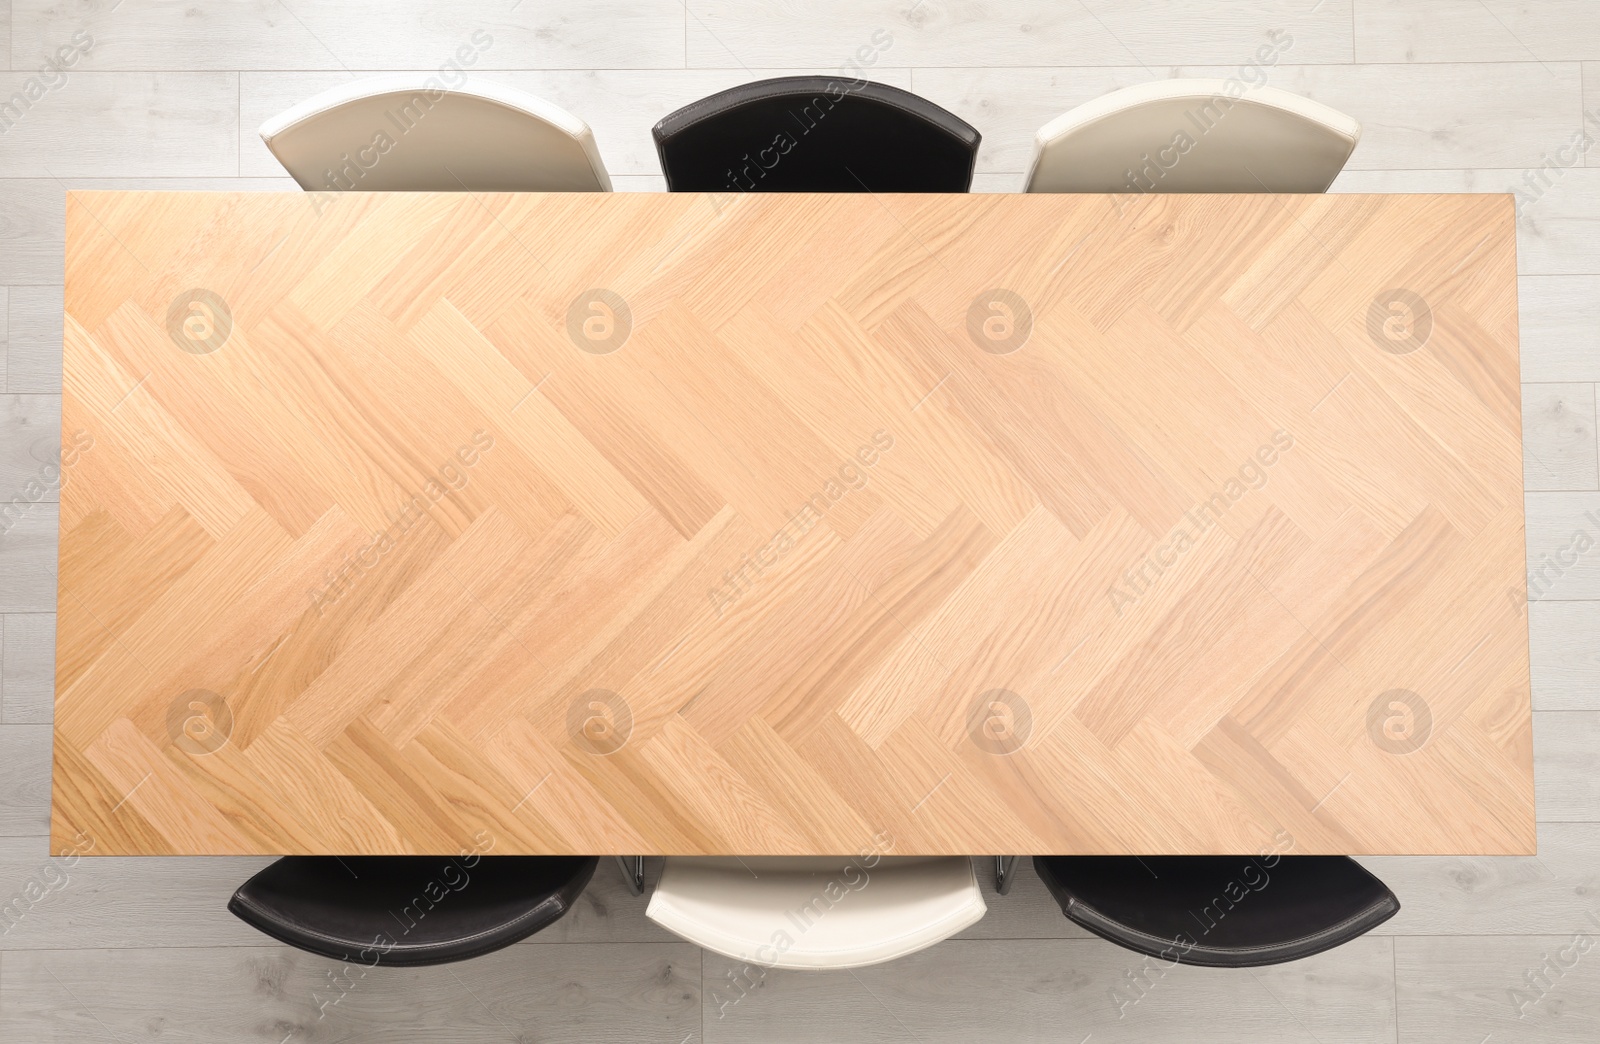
2, 1, 1599, 1040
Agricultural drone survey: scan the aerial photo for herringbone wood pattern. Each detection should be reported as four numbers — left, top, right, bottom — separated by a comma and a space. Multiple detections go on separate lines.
52, 190, 1531, 855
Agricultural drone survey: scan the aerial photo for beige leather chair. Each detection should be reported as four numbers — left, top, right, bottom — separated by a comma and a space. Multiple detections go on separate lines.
1025, 79, 1360, 194
260, 74, 611, 193
645, 856, 986, 970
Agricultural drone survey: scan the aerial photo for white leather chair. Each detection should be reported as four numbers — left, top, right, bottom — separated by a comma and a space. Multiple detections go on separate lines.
645, 856, 986, 970
260, 74, 611, 193
1025, 79, 1360, 194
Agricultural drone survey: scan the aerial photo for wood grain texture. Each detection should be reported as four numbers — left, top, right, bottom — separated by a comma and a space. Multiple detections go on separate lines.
0, 502, 54, 614
1521, 276, 1600, 382
1357, 0, 1600, 63
1533, 712, 1600, 820
0, 943, 703, 1043
0, 73, 238, 178
0, 285, 8, 388
700, 936, 1396, 1043
1332, 167, 1600, 276
14, 0, 690, 70
1530, 602, 1600, 710
1396, 934, 1600, 1043
0, 724, 49, 836
0, 394, 60, 502
684, 1, 1359, 67
1523, 384, 1599, 491
5, 285, 64, 394
53, 189, 1531, 856
1361, 823, 1600, 936
2, 614, 56, 723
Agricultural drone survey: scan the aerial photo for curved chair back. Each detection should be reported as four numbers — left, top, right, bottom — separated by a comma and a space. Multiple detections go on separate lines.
647, 856, 986, 969
1032, 855, 1397, 967
1026, 80, 1360, 194
261, 74, 611, 193
653, 76, 980, 192
229, 855, 598, 966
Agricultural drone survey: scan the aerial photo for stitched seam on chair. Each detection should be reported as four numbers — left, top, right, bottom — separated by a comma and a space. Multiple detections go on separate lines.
234, 859, 597, 957
230, 893, 568, 956
1068, 896, 1398, 960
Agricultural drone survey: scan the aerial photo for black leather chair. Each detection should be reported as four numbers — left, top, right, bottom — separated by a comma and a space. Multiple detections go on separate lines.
652, 76, 980, 192
1032, 856, 1398, 968
229, 856, 598, 966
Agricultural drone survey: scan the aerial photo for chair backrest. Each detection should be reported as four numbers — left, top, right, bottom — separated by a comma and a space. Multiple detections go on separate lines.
1026, 79, 1360, 194
653, 76, 980, 192
228, 855, 598, 966
646, 856, 986, 969
260, 74, 611, 193
1032, 855, 1398, 968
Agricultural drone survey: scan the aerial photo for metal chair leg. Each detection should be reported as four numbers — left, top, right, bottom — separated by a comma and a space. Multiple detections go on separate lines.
616, 855, 645, 896
995, 855, 1018, 896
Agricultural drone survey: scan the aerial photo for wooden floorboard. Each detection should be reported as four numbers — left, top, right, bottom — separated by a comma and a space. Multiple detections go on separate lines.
702, 937, 1396, 1043
0, 943, 704, 1042
1396, 936, 1600, 1043
1361, 823, 1600, 936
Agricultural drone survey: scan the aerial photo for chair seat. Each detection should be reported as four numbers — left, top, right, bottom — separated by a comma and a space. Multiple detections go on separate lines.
229, 856, 597, 966
1033, 856, 1398, 968
646, 857, 986, 970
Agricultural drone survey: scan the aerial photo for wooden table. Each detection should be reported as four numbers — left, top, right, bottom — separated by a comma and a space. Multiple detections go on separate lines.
52, 190, 1531, 856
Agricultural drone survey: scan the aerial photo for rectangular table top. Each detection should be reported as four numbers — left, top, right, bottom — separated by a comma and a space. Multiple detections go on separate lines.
53, 189, 1531, 856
